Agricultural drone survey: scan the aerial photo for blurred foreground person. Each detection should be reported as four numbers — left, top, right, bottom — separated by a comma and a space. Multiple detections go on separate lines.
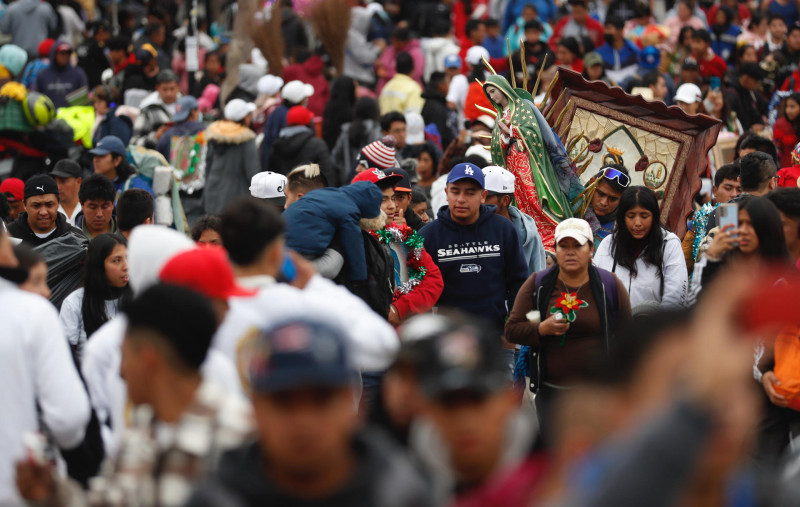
79, 226, 240, 458
406, 313, 536, 505
461, 288, 778, 506
0, 226, 90, 504
17, 284, 252, 505
187, 319, 432, 507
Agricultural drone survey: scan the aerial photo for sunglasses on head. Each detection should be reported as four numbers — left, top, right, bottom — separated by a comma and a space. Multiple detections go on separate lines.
601, 167, 630, 188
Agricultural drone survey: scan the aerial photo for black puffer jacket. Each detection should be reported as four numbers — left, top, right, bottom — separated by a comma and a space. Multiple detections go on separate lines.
7, 212, 85, 247
184, 430, 434, 507
268, 125, 339, 186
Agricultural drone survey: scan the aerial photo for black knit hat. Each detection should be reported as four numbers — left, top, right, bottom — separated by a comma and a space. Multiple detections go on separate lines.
24, 174, 59, 200
122, 283, 217, 370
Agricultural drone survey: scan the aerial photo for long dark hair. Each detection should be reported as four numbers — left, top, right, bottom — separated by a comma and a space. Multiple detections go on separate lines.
738, 196, 790, 262
348, 97, 380, 148
323, 77, 356, 149
611, 186, 665, 279
81, 233, 130, 338
783, 92, 800, 139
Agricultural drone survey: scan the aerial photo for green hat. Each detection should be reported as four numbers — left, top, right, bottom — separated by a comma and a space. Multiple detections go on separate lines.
584, 52, 604, 69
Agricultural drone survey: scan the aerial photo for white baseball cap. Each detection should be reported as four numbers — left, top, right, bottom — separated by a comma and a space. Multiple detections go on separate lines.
405, 112, 425, 144
464, 144, 491, 163
482, 166, 515, 194
250, 171, 287, 206
281, 80, 314, 104
554, 218, 594, 246
674, 83, 702, 105
473, 114, 496, 130
258, 74, 284, 96
224, 98, 256, 122
465, 46, 490, 66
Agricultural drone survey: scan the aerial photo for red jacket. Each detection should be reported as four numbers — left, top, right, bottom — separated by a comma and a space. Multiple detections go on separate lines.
550, 16, 605, 52
282, 55, 330, 117
777, 166, 800, 187
774, 117, 799, 169
464, 80, 495, 122
393, 248, 444, 320
697, 52, 727, 79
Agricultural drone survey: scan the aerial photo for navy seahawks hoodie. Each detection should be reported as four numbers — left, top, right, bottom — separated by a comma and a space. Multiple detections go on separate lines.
419, 205, 529, 333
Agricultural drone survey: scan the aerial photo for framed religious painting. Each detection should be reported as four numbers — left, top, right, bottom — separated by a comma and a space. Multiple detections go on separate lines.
711, 136, 738, 173
540, 68, 721, 239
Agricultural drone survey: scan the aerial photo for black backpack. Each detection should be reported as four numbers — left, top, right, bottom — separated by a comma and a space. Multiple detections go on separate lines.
335, 231, 395, 318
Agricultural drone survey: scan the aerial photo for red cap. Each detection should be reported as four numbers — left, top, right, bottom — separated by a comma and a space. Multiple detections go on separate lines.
351, 168, 403, 186
55, 41, 72, 53
0, 177, 24, 201
159, 246, 256, 300
286, 105, 314, 127
38, 39, 55, 58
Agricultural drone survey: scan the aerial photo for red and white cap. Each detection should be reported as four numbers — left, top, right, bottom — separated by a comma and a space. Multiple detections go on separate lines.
359, 136, 398, 170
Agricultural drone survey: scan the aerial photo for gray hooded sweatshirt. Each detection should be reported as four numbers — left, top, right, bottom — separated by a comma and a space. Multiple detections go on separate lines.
0, 0, 57, 57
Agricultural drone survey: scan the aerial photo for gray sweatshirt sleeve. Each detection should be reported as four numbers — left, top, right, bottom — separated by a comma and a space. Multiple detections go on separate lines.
568, 400, 714, 507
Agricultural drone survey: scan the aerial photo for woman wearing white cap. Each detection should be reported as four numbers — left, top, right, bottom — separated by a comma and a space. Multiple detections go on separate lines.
674, 82, 702, 115
506, 217, 631, 445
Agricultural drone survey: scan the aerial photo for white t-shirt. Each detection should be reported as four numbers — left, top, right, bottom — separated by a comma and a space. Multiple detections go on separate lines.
58, 202, 82, 227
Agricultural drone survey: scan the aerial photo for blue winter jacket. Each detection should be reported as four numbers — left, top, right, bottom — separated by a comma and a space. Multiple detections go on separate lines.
93, 108, 133, 147
283, 181, 382, 281
260, 104, 289, 171
419, 205, 529, 333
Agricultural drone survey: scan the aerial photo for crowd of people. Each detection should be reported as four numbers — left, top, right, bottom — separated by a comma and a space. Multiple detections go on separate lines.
0, 0, 799, 505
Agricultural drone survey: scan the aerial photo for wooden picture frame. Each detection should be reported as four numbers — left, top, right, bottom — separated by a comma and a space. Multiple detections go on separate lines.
711, 136, 739, 172
541, 68, 722, 239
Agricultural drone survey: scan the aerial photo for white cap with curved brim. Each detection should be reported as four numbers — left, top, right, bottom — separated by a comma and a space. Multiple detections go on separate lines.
554, 218, 593, 246
674, 83, 702, 105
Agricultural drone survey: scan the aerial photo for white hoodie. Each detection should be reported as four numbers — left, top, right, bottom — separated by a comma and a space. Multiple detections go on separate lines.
214, 274, 399, 374
81, 226, 241, 457
0, 278, 90, 504
594, 229, 688, 309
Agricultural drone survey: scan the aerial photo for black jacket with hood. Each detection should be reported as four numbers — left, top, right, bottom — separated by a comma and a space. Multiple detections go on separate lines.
8, 211, 85, 247
268, 125, 339, 186
184, 430, 433, 507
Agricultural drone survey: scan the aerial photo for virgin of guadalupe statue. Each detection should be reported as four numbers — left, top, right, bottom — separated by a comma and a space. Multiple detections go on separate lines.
482, 73, 587, 248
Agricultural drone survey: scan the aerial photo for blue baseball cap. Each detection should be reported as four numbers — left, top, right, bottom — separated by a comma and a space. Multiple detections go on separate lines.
444, 54, 462, 69
244, 319, 355, 393
639, 46, 660, 70
447, 162, 485, 188
172, 95, 199, 122
89, 135, 126, 157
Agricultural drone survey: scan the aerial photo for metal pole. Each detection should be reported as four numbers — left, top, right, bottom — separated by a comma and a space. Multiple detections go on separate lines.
186, 0, 200, 95
111, 0, 119, 36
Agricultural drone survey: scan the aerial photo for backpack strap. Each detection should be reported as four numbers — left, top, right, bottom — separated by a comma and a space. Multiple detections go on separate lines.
514, 265, 559, 392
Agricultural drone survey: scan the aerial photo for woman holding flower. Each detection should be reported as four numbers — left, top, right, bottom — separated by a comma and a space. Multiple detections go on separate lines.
505, 218, 631, 446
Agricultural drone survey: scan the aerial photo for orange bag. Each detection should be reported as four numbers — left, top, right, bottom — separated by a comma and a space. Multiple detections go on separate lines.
773, 326, 800, 411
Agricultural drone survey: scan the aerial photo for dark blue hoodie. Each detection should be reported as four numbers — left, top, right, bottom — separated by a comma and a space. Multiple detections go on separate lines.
419, 205, 529, 333
34, 41, 89, 108
284, 181, 382, 281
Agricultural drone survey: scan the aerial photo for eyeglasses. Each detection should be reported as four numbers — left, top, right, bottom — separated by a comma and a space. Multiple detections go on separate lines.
601, 167, 630, 188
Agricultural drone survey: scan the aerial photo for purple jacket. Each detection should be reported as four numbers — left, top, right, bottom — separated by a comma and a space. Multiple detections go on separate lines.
34, 42, 88, 108
375, 39, 425, 94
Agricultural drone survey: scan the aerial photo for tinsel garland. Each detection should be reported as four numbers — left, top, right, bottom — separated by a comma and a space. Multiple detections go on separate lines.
370, 223, 428, 301
691, 202, 718, 262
